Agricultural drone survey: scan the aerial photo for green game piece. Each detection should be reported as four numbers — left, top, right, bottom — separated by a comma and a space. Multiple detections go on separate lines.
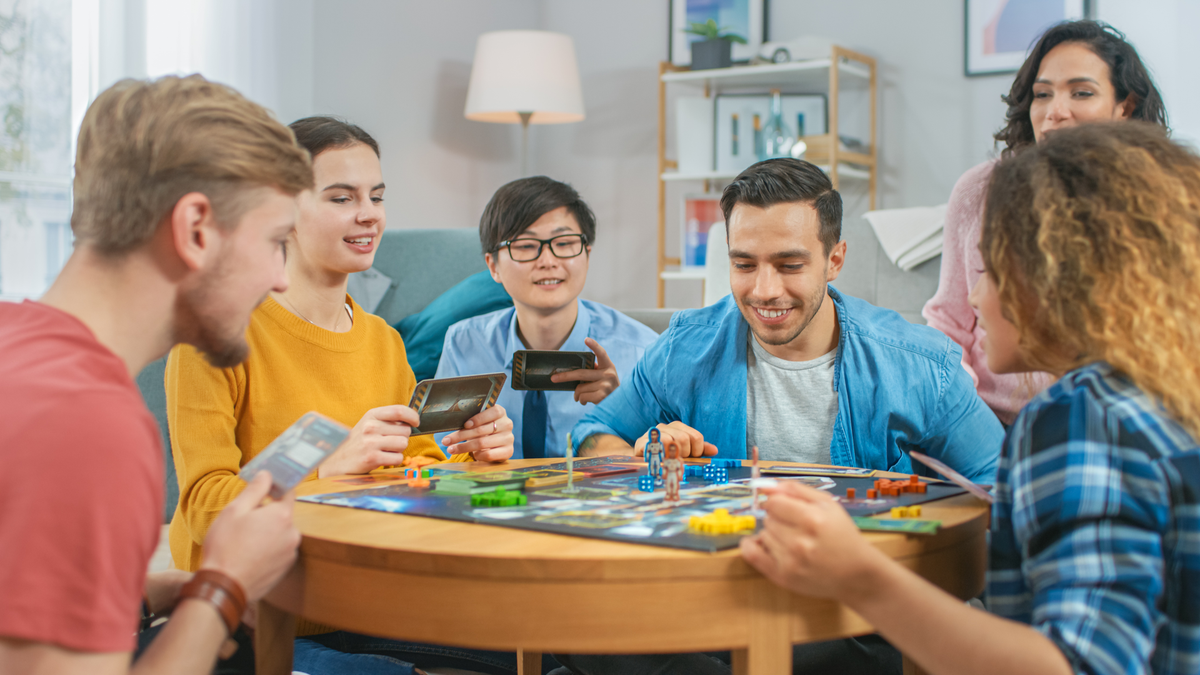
852, 517, 941, 535
470, 486, 528, 508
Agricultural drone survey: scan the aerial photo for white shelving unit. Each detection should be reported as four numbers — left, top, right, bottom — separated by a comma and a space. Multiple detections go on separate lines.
655, 47, 878, 307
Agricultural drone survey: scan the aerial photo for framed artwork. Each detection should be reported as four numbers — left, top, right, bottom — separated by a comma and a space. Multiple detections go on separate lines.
964, 0, 1089, 77
669, 0, 768, 67
713, 94, 827, 175
681, 195, 723, 269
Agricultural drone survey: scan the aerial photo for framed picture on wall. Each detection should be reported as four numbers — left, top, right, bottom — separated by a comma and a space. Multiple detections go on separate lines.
669, 0, 768, 67
681, 195, 723, 270
964, 0, 1090, 76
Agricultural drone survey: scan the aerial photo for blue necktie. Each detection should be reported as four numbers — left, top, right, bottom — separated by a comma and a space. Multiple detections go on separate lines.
522, 389, 547, 459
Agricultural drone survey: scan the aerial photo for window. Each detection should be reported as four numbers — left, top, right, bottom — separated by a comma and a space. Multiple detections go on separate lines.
0, 0, 74, 299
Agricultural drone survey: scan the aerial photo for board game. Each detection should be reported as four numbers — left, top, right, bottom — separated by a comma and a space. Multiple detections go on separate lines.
300, 456, 967, 553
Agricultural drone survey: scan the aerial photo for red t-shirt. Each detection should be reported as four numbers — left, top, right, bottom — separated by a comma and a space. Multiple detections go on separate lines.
0, 301, 163, 653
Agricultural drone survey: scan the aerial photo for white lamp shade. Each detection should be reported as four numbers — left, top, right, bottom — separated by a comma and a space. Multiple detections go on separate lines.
464, 30, 585, 124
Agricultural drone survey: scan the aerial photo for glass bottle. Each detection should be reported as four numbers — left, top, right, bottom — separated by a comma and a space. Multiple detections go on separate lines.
759, 89, 795, 160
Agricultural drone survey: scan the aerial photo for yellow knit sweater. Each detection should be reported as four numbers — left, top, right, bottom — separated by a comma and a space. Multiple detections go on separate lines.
166, 296, 464, 633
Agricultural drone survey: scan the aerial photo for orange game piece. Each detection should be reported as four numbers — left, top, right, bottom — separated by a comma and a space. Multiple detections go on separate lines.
916, 483, 927, 493
910, 474, 919, 485
867, 489, 877, 499
846, 488, 856, 499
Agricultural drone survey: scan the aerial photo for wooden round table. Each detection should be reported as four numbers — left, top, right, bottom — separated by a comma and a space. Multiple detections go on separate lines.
256, 460, 989, 675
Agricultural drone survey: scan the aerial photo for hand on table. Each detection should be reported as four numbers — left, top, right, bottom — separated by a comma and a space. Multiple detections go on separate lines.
200, 471, 300, 603
739, 481, 888, 601
442, 404, 514, 463
319, 405, 418, 478
633, 421, 718, 458
551, 337, 620, 405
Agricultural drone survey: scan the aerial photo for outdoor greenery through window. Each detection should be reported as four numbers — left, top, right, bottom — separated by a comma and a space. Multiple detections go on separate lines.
0, 0, 72, 300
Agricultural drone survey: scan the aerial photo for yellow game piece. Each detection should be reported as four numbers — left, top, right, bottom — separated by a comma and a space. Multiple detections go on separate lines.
688, 508, 757, 535
889, 505, 922, 519
890, 507, 906, 518
909, 505, 921, 517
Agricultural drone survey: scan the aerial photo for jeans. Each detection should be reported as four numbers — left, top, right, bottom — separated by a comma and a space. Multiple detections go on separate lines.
548, 634, 901, 675
297, 631, 562, 675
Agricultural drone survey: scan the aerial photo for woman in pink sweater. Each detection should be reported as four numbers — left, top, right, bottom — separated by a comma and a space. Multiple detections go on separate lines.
924, 20, 1167, 423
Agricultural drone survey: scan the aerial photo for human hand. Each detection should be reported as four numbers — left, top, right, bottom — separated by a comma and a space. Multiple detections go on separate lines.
551, 338, 620, 406
318, 405, 418, 478
442, 404, 514, 462
200, 471, 300, 603
143, 568, 193, 616
633, 421, 718, 458
739, 481, 887, 601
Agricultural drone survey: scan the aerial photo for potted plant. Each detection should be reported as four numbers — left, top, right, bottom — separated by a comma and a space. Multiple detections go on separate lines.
684, 19, 747, 70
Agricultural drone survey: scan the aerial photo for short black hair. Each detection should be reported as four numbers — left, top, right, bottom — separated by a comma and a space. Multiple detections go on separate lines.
995, 20, 1167, 154
479, 176, 597, 254
289, 116, 380, 159
720, 158, 842, 254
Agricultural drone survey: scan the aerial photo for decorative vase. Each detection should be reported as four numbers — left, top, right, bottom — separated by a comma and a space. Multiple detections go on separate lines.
690, 38, 732, 70
759, 89, 796, 160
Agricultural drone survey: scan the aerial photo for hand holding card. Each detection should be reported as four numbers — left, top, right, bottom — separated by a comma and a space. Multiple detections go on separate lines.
238, 412, 350, 499
407, 373, 506, 435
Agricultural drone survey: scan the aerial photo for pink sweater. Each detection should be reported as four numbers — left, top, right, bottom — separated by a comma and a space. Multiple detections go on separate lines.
922, 160, 1051, 424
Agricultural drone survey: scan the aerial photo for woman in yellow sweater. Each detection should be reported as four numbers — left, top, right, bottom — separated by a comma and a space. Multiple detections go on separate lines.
166, 118, 521, 675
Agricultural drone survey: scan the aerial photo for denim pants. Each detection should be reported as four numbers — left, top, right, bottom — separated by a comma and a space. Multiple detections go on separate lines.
297, 630, 562, 675
548, 634, 901, 675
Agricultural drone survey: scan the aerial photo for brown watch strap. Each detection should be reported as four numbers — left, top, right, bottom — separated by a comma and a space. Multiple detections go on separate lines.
179, 569, 247, 637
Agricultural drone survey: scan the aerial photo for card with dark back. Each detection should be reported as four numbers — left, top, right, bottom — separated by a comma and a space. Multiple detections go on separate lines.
408, 373, 506, 435
511, 350, 596, 391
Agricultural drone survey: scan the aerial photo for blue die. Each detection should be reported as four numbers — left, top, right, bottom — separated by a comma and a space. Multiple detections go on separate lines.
703, 466, 729, 484
709, 458, 741, 469
638, 475, 655, 492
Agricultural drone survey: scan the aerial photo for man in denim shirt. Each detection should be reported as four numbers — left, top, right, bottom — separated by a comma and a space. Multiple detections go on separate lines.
575, 158, 1001, 483
556, 162, 1004, 675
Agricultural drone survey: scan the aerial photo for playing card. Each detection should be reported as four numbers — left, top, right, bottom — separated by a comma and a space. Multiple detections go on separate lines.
511, 350, 596, 391
408, 373, 506, 435
238, 411, 350, 499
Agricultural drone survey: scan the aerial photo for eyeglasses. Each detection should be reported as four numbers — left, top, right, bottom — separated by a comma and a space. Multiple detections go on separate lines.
496, 234, 587, 262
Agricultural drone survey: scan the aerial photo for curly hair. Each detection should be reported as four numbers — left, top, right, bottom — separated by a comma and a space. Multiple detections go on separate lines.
994, 20, 1167, 154
981, 122, 1200, 437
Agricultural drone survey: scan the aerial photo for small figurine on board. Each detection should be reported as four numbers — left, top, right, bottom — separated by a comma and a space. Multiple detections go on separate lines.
646, 428, 664, 486
663, 440, 683, 503
564, 432, 578, 494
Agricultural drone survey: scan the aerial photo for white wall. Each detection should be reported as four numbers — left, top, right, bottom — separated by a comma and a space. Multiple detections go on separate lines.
310, 0, 538, 248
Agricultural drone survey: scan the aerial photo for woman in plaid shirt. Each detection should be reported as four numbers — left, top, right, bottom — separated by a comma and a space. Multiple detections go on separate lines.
742, 121, 1200, 675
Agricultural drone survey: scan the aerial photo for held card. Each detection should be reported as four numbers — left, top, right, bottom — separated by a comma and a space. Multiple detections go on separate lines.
408, 373, 506, 435
511, 350, 596, 391
238, 411, 350, 499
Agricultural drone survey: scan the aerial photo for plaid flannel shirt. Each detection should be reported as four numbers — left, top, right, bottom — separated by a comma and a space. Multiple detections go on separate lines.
988, 362, 1200, 675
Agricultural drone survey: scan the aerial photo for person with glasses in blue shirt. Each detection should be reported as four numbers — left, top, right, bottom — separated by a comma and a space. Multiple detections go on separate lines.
434, 176, 659, 459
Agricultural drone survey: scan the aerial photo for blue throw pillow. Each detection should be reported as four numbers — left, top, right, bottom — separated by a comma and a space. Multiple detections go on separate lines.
395, 270, 513, 382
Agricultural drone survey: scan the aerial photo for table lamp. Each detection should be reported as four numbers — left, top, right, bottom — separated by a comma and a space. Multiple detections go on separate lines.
464, 30, 585, 176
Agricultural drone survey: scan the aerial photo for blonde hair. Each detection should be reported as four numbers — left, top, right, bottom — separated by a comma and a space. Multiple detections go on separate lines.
981, 121, 1200, 437
72, 75, 313, 255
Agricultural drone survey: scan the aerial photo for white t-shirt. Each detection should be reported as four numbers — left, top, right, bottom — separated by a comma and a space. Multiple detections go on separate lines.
746, 334, 838, 463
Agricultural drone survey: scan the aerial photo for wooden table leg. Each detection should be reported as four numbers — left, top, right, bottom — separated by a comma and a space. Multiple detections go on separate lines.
517, 648, 542, 675
731, 580, 792, 675
255, 600, 297, 675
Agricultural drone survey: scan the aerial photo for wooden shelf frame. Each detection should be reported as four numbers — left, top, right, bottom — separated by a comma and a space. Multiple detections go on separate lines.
655, 47, 878, 307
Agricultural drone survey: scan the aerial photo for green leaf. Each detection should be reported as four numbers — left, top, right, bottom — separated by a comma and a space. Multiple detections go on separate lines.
722, 33, 748, 44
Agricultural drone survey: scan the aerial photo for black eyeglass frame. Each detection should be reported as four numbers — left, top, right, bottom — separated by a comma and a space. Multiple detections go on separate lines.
493, 233, 589, 262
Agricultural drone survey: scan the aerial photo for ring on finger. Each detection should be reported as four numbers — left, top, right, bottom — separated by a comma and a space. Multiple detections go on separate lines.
492, 421, 497, 433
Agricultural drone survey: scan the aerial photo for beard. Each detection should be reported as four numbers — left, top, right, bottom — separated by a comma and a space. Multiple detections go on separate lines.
741, 280, 827, 347
173, 254, 258, 369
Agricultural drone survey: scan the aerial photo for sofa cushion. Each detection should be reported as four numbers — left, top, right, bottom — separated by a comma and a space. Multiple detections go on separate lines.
396, 270, 513, 382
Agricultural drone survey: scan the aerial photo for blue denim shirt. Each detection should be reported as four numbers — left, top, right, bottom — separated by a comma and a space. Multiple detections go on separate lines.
572, 288, 1003, 483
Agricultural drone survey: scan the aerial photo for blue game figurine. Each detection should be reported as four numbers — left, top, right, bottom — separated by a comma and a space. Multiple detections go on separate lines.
646, 428, 664, 486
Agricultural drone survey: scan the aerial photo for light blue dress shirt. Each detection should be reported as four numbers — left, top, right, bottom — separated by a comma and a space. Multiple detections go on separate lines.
572, 287, 1004, 483
434, 299, 660, 458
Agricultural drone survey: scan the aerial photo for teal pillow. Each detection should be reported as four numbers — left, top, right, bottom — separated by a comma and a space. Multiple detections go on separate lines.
395, 270, 513, 382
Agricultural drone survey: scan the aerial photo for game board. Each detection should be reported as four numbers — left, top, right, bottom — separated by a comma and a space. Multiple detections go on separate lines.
300, 457, 966, 552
